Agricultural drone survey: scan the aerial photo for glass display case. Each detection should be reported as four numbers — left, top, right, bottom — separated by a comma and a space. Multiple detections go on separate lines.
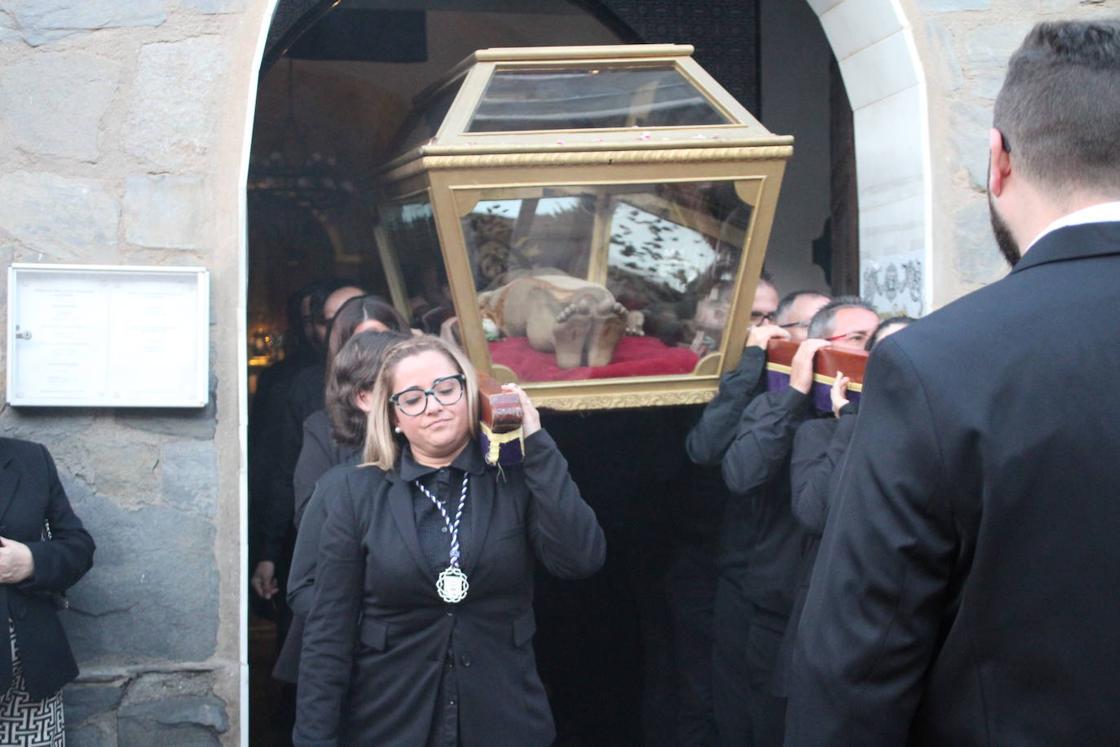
376, 45, 792, 410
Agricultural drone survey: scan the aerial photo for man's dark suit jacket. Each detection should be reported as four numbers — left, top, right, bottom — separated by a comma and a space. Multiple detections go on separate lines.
771, 406, 857, 696
0, 438, 95, 699
787, 221, 1120, 745
294, 431, 605, 747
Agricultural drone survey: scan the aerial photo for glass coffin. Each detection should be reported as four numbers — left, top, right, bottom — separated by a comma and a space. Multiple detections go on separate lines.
377, 45, 793, 411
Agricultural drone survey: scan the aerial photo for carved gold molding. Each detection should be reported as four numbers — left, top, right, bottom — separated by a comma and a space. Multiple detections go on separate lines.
386, 146, 793, 182
533, 388, 716, 412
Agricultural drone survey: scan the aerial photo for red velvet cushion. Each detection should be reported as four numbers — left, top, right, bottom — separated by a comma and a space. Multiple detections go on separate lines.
488, 336, 700, 382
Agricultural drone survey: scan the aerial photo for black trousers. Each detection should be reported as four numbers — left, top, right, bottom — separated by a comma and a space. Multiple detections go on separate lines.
666, 543, 718, 746
711, 576, 787, 747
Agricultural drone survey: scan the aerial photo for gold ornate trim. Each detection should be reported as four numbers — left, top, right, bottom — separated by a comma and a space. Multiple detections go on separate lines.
532, 388, 716, 412
473, 44, 695, 62
385, 146, 793, 181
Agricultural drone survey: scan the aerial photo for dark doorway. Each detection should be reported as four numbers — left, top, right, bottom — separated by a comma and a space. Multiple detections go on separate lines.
246, 2, 854, 745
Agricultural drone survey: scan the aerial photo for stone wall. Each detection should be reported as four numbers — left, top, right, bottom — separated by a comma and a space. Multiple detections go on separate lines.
909, 0, 1116, 307
0, 0, 264, 743
0, 0, 1115, 742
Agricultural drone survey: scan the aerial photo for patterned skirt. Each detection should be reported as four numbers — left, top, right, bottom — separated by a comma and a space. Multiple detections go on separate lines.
0, 623, 64, 746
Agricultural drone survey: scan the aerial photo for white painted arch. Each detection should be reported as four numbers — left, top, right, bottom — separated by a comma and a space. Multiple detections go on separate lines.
234, 0, 932, 740
808, 0, 933, 316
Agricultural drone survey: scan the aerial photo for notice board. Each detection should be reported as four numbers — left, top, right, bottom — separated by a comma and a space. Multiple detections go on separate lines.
7, 264, 210, 408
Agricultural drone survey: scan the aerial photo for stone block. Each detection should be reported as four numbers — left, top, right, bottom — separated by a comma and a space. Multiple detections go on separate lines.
916, 0, 989, 11
950, 102, 993, 192
124, 38, 227, 170
81, 431, 161, 509
181, 0, 247, 13
119, 694, 228, 732
965, 22, 1032, 100
0, 12, 19, 44
952, 199, 1010, 286
4, 0, 167, 46
62, 494, 218, 662
925, 20, 963, 92
0, 52, 120, 162
118, 721, 219, 747
123, 175, 208, 250
0, 172, 118, 259
66, 720, 116, 747
117, 674, 228, 747
113, 405, 217, 440
160, 440, 218, 518
64, 682, 126, 725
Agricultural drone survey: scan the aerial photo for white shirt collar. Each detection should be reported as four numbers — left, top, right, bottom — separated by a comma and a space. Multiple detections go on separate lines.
1026, 201, 1120, 252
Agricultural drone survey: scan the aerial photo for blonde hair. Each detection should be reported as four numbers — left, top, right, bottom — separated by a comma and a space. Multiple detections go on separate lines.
364, 335, 479, 470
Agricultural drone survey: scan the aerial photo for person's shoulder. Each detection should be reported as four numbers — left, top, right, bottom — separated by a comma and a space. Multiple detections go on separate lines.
302, 408, 331, 434
291, 363, 325, 390
792, 417, 837, 451
0, 437, 48, 461
879, 275, 1021, 366
796, 417, 837, 438
342, 462, 392, 496
315, 463, 389, 518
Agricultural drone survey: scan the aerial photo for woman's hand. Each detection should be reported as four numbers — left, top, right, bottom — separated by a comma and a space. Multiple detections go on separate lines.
503, 383, 541, 437
0, 537, 35, 584
831, 370, 851, 418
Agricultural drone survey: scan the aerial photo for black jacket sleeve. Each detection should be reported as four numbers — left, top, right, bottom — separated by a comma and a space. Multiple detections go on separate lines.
293, 411, 339, 529
721, 386, 811, 495
786, 341, 958, 746
19, 444, 95, 594
522, 429, 606, 579
294, 471, 367, 747
287, 467, 351, 618
789, 406, 858, 535
262, 370, 324, 563
686, 346, 766, 465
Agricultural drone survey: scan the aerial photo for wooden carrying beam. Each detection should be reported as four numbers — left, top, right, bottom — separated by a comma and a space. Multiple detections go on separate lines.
478, 372, 524, 465
765, 339, 868, 412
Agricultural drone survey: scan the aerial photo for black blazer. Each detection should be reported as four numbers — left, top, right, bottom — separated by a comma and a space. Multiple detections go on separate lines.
294, 430, 606, 747
720, 386, 811, 621
771, 409, 856, 696
787, 221, 1120, 745
293, 410, 358, 528
0, 438, 94, 700
274, 461, 357, 684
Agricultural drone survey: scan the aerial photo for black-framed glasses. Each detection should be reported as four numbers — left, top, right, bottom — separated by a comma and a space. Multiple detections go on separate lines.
750, 310, 776, 324
390, 374, 466, 417
779, 320, 809, 330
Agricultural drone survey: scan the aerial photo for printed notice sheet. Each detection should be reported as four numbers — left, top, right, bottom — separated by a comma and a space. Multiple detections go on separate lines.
7, 265, 209, 407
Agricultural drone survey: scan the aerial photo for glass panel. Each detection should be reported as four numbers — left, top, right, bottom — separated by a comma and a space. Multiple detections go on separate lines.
389, 77, 464, 154
460, 181, 753, 382
378, 198, 454, 333
468, 65, 730, 132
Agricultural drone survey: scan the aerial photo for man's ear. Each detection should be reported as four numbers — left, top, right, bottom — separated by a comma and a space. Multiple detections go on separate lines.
988, 128, 1011, 197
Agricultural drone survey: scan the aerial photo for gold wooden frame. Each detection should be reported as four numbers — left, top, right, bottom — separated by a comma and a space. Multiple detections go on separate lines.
378, 45, 792, 411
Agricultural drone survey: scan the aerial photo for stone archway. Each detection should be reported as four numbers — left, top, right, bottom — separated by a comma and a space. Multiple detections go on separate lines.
234, 0, 932, 737
809, 0, 931, 316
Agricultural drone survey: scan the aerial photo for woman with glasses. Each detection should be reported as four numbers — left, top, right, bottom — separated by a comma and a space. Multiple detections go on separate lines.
294, 335, 605, 747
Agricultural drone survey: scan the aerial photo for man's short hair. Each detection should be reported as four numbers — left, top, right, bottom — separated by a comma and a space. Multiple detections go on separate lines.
307, 278, 357, 321
994, 20, 1120, 195
807, 296, 877, 339
775, 290, 828, 325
